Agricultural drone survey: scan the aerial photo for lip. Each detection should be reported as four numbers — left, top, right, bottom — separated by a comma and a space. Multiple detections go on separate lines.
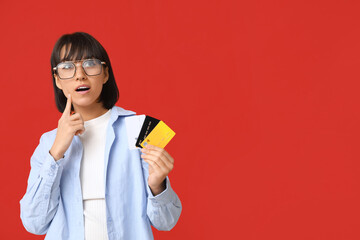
75, 84, 91, 94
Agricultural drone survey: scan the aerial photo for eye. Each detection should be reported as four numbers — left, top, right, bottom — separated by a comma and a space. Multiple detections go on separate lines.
59, 63, 74, 70
83, 59, 98, 68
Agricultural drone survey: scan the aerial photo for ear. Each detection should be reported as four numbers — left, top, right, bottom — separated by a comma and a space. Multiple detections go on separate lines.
103, 67, 109, 84
54, 74, 63, 90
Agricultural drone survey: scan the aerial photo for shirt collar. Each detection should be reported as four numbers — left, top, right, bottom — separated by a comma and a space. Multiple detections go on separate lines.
109, 106, 136, 122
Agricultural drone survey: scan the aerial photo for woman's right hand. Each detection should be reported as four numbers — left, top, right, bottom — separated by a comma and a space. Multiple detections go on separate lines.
49, 94, 85, 161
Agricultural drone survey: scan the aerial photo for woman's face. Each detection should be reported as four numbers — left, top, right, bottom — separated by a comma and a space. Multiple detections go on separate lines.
54, 46, 109, 111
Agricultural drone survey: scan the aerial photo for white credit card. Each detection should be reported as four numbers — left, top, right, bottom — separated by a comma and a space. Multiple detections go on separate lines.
125, 115, 146, 149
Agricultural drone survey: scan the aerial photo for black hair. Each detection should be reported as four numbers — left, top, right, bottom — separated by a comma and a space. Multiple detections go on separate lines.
50, 32, 119, 112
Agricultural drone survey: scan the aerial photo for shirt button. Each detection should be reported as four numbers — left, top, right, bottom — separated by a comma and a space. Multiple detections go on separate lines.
44, 194, 49, 200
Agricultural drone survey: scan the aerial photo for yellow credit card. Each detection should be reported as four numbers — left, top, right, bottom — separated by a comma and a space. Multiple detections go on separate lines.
140, 121, 175, 148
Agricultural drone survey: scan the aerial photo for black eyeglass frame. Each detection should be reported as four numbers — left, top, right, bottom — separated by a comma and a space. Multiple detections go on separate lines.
53, 58, 106, 80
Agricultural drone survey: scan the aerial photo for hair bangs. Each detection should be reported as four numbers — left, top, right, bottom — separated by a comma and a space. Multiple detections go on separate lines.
61, 42, 94, 62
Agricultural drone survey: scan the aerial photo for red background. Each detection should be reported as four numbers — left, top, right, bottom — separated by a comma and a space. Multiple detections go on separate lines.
1, 0, 360, 239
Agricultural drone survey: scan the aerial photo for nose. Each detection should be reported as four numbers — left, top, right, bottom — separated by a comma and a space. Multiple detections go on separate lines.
74, 62, 87, 80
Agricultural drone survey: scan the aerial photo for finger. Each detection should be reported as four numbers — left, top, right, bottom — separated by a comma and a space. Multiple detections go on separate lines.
145, 144, 174, 163
74, 124, 85, 135
143, 158, 162, 173
63, 94, 72, 116
144, 145, 174, 164
75, 129, 85, 135
70, 119, 84, 126
141, 153, 172, 172
142, 149, 173, 169
69, 113, 83, 122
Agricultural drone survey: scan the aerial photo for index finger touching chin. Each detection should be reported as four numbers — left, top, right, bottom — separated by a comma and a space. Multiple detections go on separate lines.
63, 94, 72, 115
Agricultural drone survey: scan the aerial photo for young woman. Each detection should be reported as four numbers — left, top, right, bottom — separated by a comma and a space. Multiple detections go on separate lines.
20, 32, 182, 240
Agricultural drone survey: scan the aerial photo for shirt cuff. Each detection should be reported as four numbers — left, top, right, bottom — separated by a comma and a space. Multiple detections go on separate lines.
39, 151, 64, 181
147, 177, 177, 205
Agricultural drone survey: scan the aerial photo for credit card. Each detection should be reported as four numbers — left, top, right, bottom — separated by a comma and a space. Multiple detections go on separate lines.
140, 121, 176, 149
135, 116, 160, 148
125, 115, 146, 149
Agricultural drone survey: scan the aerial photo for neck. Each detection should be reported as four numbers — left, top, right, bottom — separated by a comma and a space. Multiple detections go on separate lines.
73, 103, 109, 121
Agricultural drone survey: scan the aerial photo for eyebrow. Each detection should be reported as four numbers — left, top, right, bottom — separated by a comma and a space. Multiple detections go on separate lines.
60, 58, 96, 63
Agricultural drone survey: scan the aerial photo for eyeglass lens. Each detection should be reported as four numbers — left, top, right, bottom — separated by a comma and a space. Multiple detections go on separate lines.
57, 59, 103, 79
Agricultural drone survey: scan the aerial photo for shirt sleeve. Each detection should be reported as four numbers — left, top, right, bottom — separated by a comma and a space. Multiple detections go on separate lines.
19, 133, 64, 235
141, 157, 182, 231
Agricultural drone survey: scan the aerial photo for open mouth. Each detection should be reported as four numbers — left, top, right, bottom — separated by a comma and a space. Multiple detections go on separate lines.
76, 86, 90, 92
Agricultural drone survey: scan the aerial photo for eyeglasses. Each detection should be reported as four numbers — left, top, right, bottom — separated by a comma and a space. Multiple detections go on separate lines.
53, 59, 106, 80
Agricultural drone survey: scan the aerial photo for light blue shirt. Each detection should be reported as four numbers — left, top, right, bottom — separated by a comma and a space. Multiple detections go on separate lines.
20, 106, 182, 240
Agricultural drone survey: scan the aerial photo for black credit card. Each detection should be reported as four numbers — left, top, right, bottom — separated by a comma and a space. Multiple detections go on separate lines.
135, 115, 160, 148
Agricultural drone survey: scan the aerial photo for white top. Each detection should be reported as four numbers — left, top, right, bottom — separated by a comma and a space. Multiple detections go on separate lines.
79, 109, 111, 200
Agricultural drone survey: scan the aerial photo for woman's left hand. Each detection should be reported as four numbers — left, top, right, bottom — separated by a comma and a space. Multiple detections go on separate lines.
141, 145, 174, 196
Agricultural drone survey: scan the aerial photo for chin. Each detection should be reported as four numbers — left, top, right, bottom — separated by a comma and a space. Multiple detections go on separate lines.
73, 99, 98, 108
